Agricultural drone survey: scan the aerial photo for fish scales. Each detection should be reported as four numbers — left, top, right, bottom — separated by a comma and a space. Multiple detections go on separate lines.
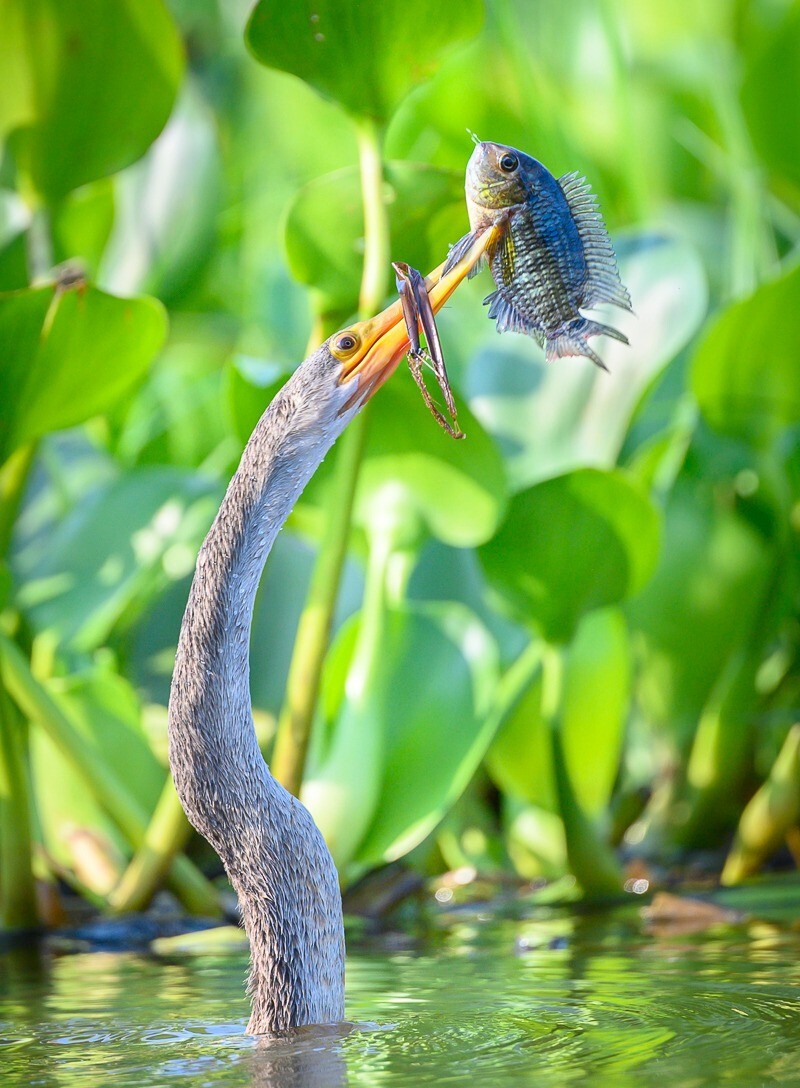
444, 141, 632, 369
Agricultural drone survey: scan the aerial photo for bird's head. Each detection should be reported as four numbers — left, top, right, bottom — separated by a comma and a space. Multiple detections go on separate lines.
325, 227, 498, 413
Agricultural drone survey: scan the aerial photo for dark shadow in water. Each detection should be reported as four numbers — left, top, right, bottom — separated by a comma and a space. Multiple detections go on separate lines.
248, 1023, 353, 1088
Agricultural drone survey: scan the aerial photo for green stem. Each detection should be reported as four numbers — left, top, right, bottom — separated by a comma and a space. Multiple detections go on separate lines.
721, 724, 800, 885
543, 642, 623, 900
0, 634, 220, 916
270, 116, 391, 795
0, 443, 36, 560
0, 685, 38, 929
271, 413, 368, 795
108, 777, 194, 913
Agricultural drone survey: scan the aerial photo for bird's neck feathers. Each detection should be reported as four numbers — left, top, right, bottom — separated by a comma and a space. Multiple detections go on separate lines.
168, 356, 348, 1034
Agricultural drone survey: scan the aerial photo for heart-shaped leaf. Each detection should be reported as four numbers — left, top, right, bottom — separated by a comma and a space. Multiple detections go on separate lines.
284, 162, 465, 319
246, 0, 483, 122
479, 468, 660, 643
692, 263, 800, 446
1, 0, 183, 204
0, 283, 167, 465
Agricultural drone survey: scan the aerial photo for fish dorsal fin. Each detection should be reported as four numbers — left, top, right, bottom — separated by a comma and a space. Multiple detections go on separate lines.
558, 172, 633, 313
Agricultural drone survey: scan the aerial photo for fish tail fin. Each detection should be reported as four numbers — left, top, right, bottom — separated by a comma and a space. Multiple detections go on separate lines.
546, 317, 629, 371
442, 231, 488, 279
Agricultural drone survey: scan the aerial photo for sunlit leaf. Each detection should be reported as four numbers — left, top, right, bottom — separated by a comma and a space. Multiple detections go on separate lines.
692, 264, 800, 446
0, 283, 167, 464
246, 0, 483, 122
479, 468, 660, 643
30, 661, 163, 871
0, 0, 183, 204
352, 601, 499, 868
284, 162, 464, 318
15, 468, 219, 652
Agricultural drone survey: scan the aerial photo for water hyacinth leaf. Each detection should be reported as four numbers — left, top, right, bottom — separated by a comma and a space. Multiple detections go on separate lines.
354, 376, 508, 548
487, 609, 629, 819
352, 601, 499, 868
560, 607, 630, 819
461, 234, 707, 490
284, 162, 465, 318
30, 663, 163, 874
626, 479, 773, 745
1, 0, 183, 204
479, 468, 660, 643
246, 0, 483, 122
0, 284, 167, 465
692, 263, 800, 446
16, 468, 220, 653
740, 3, 800, 190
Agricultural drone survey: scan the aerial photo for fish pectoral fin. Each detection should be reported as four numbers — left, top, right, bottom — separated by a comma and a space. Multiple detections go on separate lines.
442, 231, 487, 278
546, 318, 629, 371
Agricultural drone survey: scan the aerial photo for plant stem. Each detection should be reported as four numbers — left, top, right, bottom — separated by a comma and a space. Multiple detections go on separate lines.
108, 777, 194, 913
542, 642, 623, 900
0, 444, 36, 560
0, 686, 38, 929
0, 634, 220, 916
271, 116, 391, 796
271, 413, 368, 795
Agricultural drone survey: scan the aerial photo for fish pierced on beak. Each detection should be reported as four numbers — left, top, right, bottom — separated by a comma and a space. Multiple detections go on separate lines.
393, 261, 464, 440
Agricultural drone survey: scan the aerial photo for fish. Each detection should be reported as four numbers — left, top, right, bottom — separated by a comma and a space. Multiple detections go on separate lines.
443, 140, 632, 370
393, 260, 464, 439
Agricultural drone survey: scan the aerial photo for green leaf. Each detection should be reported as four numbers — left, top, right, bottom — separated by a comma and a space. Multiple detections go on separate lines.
741, 3, 800, 190
692, 264, 800, 446
246, 0, 483, 122
560, 607, 630, 818
626, 479, 773, 744
1, 0, 184, 204
460, 234, 707, 490
487, 609, 629, 819
352, 601, 499, 868
354, 374, 508, 548
16, 467, 220, 652
479, 468, 660, 643
0, 283, 167, 464
30, 661, 163, 872
284, 162, 465, 319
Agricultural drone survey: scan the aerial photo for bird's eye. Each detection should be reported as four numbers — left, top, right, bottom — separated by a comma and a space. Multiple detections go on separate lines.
499, 152, 518, 173
336, 333, 357, 352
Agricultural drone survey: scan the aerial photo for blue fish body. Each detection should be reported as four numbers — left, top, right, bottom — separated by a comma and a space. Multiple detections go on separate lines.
445, 141, 632, 369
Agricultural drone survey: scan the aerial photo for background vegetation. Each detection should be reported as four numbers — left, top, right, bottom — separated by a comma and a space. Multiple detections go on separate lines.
1, 0, 799, 930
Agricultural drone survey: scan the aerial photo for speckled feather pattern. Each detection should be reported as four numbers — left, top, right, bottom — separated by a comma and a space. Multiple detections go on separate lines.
168, 347, 356, 1035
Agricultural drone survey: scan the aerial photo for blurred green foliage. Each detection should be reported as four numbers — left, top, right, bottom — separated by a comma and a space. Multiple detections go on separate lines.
1, 0, 800, 928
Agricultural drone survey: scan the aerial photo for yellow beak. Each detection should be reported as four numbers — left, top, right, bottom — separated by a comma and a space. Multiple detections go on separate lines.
336, 225, 500, 406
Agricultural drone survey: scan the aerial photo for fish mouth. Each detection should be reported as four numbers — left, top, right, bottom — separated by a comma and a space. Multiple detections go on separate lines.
335, 227, 501, 407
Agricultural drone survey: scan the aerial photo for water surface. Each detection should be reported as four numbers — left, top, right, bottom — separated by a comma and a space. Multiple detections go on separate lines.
2, 899, 799, 1087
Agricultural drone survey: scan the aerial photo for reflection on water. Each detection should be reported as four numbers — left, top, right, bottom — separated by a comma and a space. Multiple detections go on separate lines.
2, 903, 800, 1087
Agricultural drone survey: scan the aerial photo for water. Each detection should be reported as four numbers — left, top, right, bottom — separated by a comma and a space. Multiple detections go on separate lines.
2, 900, 800, 1087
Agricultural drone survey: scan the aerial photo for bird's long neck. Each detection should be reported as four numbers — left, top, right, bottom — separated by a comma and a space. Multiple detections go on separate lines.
168, 358, 349, 1034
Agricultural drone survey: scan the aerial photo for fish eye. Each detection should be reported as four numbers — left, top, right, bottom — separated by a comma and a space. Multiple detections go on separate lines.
499, 152, 519, 173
